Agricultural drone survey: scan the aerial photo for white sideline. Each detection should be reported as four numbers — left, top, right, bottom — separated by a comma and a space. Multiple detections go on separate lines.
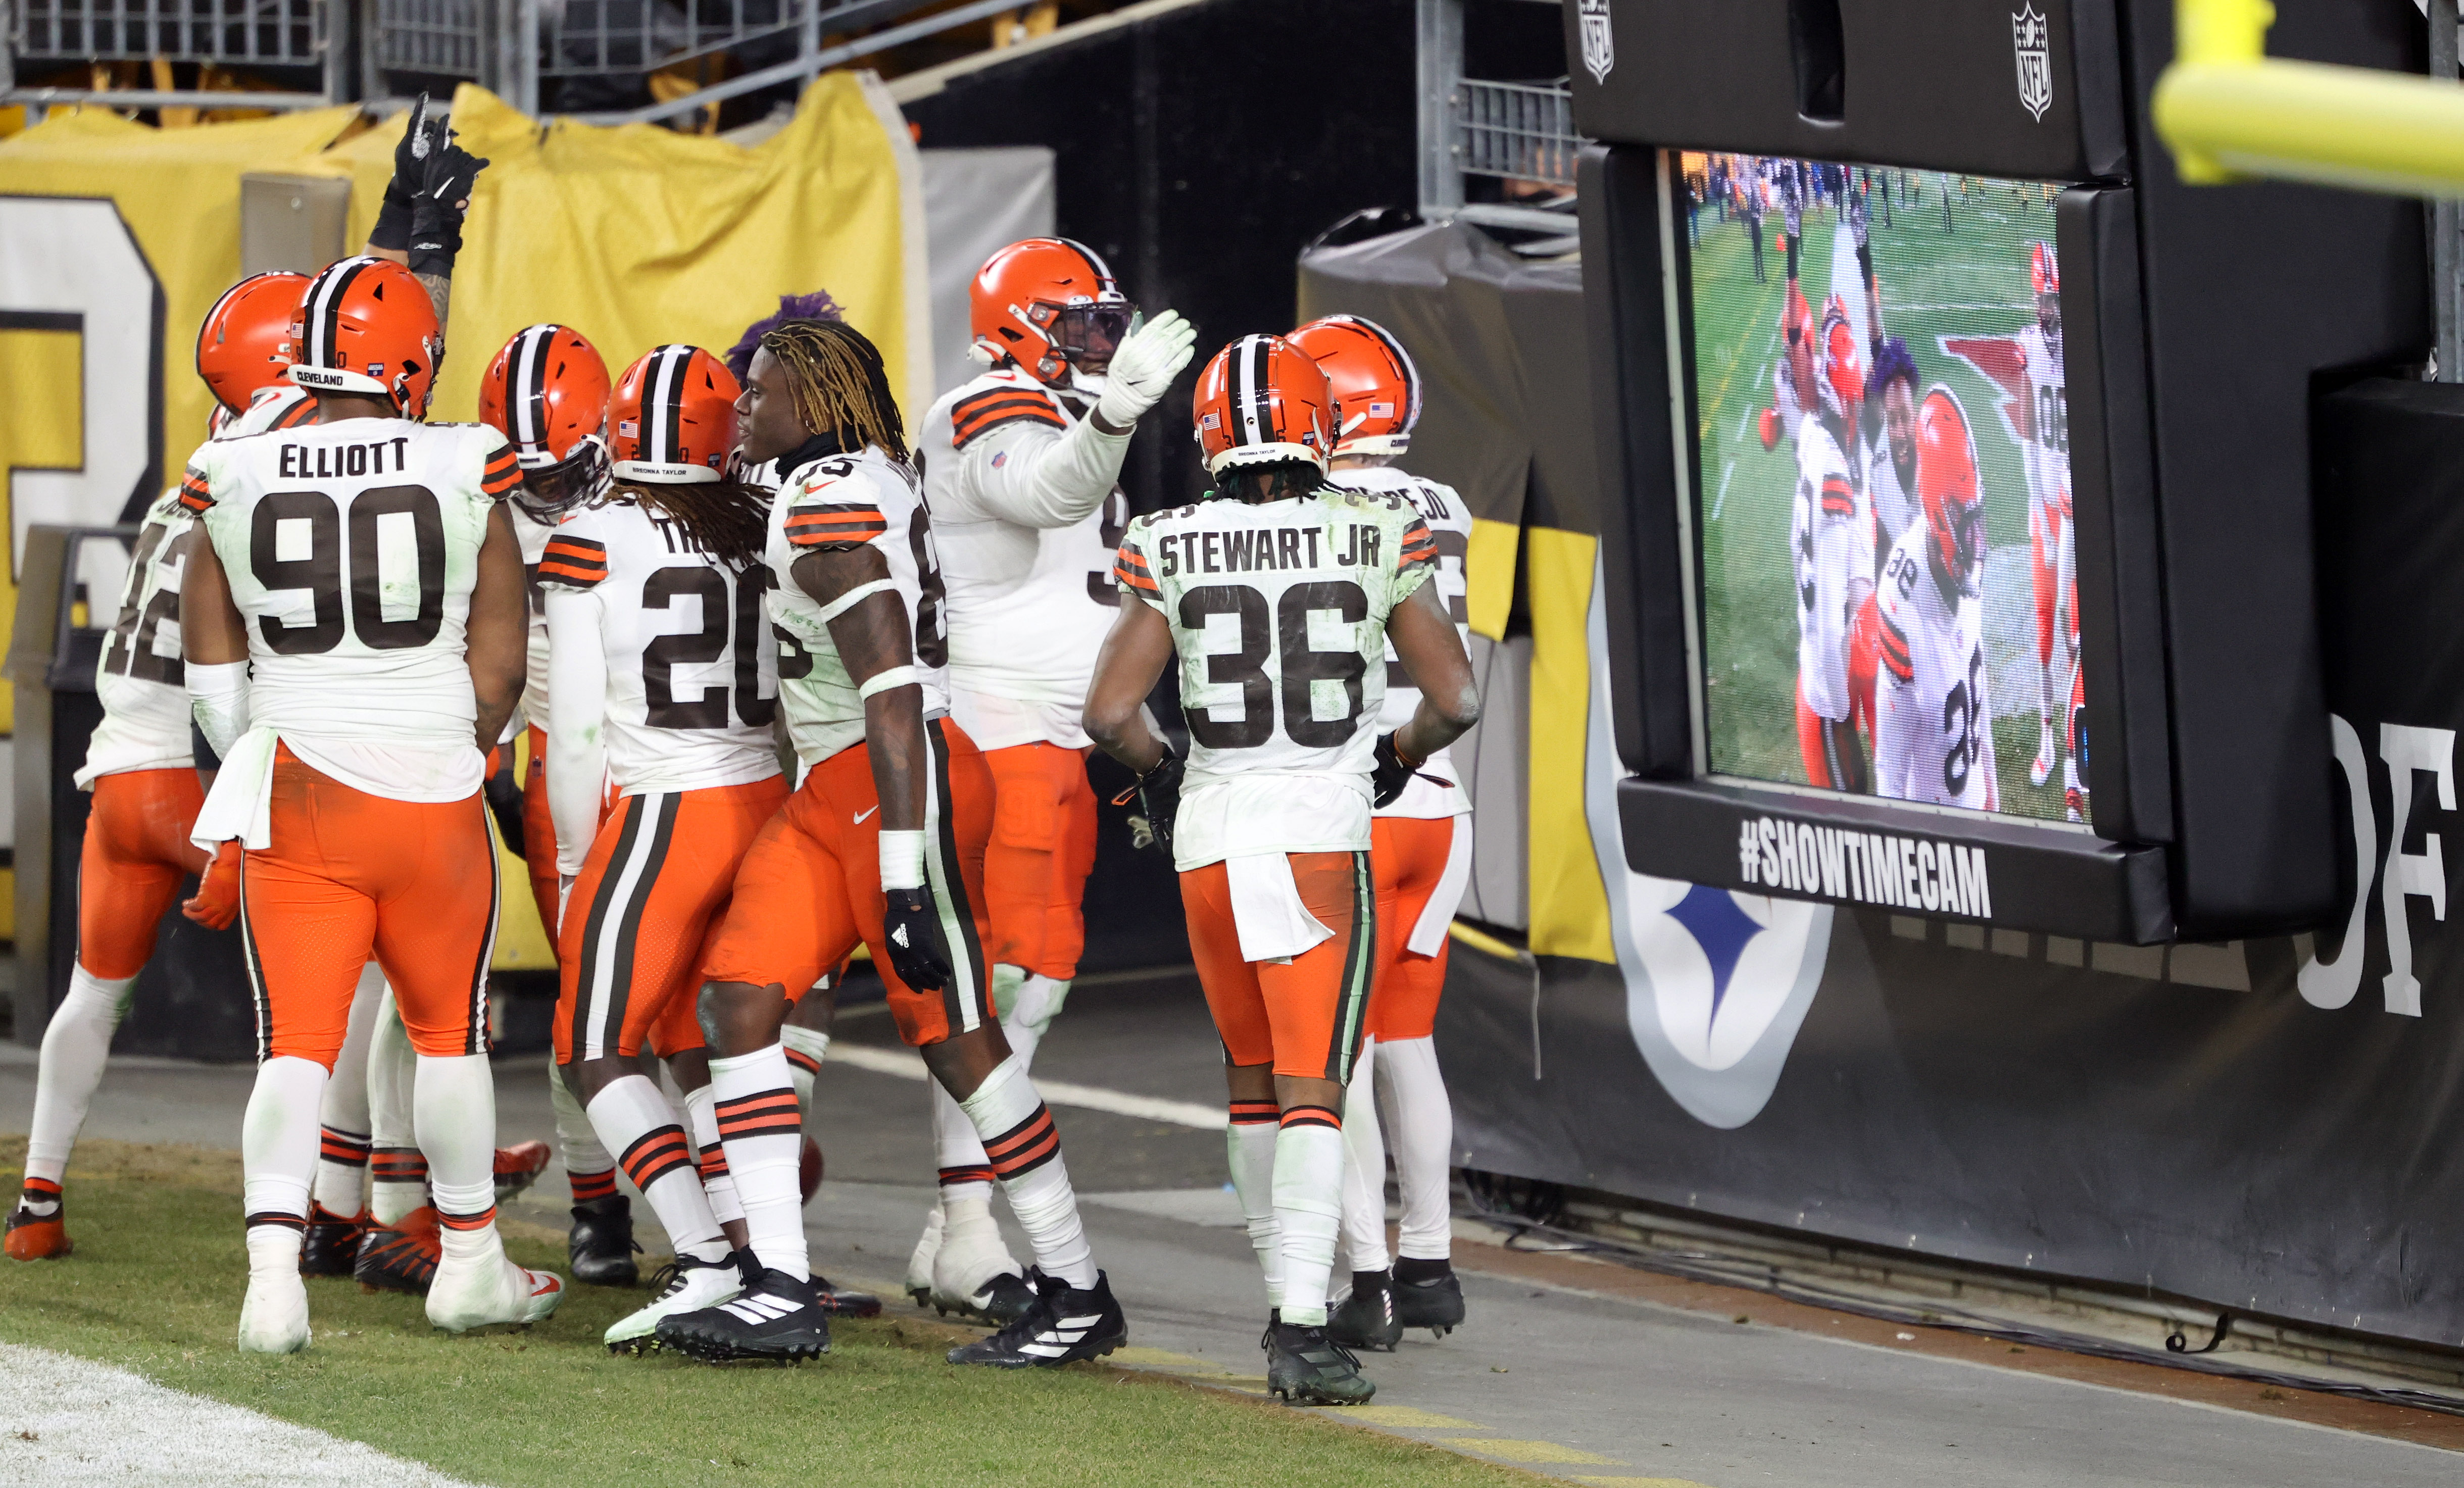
0, 1342, 480, 1485
824, 1043, 1227, 1130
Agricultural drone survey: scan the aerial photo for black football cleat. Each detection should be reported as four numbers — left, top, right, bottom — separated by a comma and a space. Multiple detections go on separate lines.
1326, 1270, 1402, 1352
569, 1195, 641, 1287
1392, 1265, 1466, 1336
299, 1204, 368, 1277
814, 1273, 883, 1318
355, 1207, 440, 1296
946, 1270, 1126, 1368
655, 1267, 831, 1363
1263, 1319, 1376, 1405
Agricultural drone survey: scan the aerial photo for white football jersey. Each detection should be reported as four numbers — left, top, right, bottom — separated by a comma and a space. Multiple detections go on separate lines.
2018, 324, 2071, 525
1116, 487, 1438, 870
1867, 439, 1917, 554
223, 383, 317, 439
1323, 464, 1473, 820
186, 419, 521, 802
537, 493, 780, 800
916, 365, 1130, 749
1872, 526, 1996, 811
764, 443, 952, 768
1791, 413, 1870, 723
511, 503, 556, 734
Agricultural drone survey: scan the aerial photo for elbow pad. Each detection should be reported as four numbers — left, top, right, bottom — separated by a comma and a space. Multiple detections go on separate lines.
187, 660, 252, 762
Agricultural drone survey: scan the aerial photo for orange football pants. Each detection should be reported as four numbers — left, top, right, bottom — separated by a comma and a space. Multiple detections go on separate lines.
522, 724, 559, 948
704, 719, 996, 1049
1180, 851, 1373, 1082
982, 740, 1098, 980
78, 768, 210, 979
1368, 815, 1459, 1043
241, 745, 498, 1067
555, 775, 790, 1065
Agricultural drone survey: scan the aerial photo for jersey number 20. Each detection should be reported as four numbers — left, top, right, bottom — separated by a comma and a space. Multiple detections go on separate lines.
643, 566, 774, 730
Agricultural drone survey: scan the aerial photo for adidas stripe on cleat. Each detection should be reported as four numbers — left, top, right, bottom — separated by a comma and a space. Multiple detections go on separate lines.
5, 1182, 71, 1262
1263, 1320, 1375, 1405
355, 1207, 441, 1295
945, 1270, 1126, 1369
655, 1268, 831, 1363
299, 1204, 369, 1276
605, 1251, 747, 1353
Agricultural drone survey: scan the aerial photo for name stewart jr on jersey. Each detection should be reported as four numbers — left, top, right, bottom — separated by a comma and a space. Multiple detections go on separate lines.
1113, 486, 1437, 870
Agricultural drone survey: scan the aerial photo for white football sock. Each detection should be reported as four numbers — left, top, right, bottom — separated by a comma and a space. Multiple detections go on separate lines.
709, 1045, 807, 1279
24, 964, 137, 1187
1376, 1036, 1456, 1261
1273, 1108, 1347, 1327
241, 1055, 326, 1227
780, 1025, 830, 1112
414, 1053, 499, 1233
365, 986, 425, 1224
931, 1079, 996, 1203
550, 1063, 618, 1204
1338, 1036, 1391, 1273
959, 1055, 1094, 1289
589, 1075, 728, 1264
680, 1084, 745, 1227
310, 964, 385, 1214
1226, 1099, 1283, 1309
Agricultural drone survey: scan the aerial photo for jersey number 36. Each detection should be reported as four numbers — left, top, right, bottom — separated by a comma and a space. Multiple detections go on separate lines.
1179, 580, 1368, 749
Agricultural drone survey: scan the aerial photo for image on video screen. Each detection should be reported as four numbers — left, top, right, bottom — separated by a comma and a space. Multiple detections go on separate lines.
1680, 154, 2078, 825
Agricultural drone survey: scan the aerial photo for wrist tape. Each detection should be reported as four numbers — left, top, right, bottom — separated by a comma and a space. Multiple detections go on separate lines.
878, 829, 926, 890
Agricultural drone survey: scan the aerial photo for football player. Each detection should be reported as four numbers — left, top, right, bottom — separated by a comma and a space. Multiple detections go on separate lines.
536, 344, 793, 1350
2019, 241, 2076, 795
1287, 315, 1476, 1352
656, 318, 1119, 1367
1793, 301, 1874, 794
181, 255, 561, 1352
1875, 388, 1998, 811
1082, 334, 1479, 1406
474, 322, 639, 1286
0, 272, 301, 1262
1846, 336, 1923, 750
903, 238, 1195, 1321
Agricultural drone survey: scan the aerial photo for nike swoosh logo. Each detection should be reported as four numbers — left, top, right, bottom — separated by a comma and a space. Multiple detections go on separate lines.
854, 806, 878, 824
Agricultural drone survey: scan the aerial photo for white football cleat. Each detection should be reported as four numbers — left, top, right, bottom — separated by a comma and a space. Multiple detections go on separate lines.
427, 1232, 565, 1333
2028, 717, 2057, 787
237, 1269, 311, 1355
605, 1252, 745, 1352
905, 1204, 944, 1308
931, 1196, 1026, 1319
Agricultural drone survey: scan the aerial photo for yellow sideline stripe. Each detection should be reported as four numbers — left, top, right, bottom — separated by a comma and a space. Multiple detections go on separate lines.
1448, 919, 1527, 962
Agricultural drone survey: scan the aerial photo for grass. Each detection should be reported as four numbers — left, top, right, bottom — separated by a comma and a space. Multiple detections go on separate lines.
1691, 167, 2071, 821
0, 1137, 1540, 1488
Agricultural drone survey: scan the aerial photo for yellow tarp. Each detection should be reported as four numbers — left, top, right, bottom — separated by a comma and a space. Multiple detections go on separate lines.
287, 77, 915, 426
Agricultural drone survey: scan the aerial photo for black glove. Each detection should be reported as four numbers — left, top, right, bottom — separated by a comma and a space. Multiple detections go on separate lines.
483, 764, 526, 861
407, 117, 490, 281
881, 887, 951, 993
1114, 751, 1182, 858
368, 93, 431, 253
1371, 732, 1420, 809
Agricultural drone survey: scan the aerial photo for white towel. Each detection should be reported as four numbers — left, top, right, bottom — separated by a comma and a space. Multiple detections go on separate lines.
188, 726, 279, 852
1406, 815, 1475, 958
1224, 853, 1333, 964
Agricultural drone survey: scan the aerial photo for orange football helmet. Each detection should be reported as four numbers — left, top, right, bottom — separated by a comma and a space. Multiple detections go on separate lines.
197, 271, 307, 413
1288, 314, 1419, 459
479, 324, 612, 518
971, 237, 1134, 386
609, 344, 741, 484
1916, 385, 1984, 597
1192, 333, 1334, 477
2030, 240, 2060, 298
285, 256, 442, 417
1818, 296, 1862, 423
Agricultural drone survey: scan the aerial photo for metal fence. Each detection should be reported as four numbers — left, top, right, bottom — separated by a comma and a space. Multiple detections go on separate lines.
370, 0, 480, 77
11, 0, 325, 65
1415, 0, 1585, 238
1456, 75, 1578, 186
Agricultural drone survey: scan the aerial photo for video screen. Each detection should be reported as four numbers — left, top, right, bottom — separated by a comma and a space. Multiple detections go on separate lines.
1680, 154, 2078, 825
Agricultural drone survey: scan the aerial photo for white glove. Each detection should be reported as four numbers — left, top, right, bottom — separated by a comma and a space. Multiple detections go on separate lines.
1094, 309, 1198, 429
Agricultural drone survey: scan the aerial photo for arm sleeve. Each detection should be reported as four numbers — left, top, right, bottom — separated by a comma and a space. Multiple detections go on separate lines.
1811, 487, 1857, 707
1112, 529, 1164, 613
1874, 609, 1916, 800
544, 584, 610, 879
481, 438, 522, 503
1393, 515, 1439, 607
959, 408, 1132, 531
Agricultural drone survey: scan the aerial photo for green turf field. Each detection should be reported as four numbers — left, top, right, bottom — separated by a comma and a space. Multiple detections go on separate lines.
0, 1138, 1539, 1488
1689, 165, 2071, 822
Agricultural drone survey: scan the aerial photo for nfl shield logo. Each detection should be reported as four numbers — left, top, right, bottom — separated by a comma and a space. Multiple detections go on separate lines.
2011, 5, 2052, 122
1579, 0, 1614, 85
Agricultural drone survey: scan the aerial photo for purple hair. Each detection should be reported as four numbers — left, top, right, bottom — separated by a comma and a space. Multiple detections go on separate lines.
1866, 335, 1919, 404
727, 290, 845, 381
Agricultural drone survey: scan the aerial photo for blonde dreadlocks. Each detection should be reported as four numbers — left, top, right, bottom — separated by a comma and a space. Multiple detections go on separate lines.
607, 478, 771, 572
759, 318, 907, 463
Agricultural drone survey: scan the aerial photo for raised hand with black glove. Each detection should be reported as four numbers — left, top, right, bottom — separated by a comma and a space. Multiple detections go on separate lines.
367, 92, 432, 254
407, 116, 489, 282
877, 829, 951, 991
